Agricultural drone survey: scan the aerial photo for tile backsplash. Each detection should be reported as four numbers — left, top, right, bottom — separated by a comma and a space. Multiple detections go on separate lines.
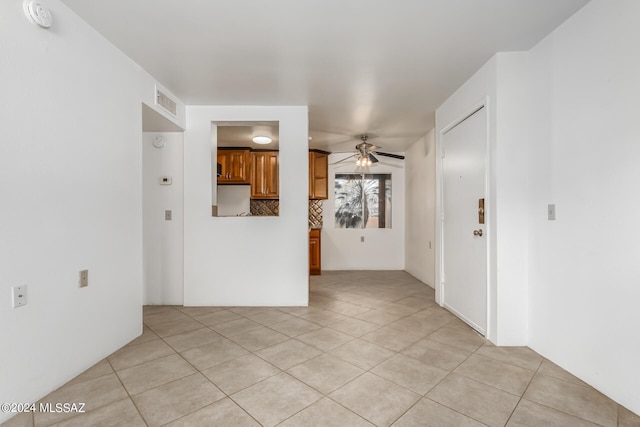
249, 199, 323, 225
309, 200, 323, 227
250, 199, 279, 216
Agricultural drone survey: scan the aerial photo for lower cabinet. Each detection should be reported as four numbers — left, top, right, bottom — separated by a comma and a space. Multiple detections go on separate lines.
309, 228, 321, 275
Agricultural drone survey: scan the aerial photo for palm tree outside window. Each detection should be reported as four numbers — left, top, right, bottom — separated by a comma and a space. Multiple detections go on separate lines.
334, 173, 392, 229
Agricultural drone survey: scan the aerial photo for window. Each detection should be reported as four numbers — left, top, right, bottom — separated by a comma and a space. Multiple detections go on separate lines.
334, 173, 392, 228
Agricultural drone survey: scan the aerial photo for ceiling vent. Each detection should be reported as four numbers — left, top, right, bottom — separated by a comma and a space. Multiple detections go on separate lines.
155, 87, 177, 117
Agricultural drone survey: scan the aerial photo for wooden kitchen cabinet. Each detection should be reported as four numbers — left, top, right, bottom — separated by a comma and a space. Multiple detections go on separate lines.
251, 151, 279, 199
309, 228, 321, 275
309, 150, 329, 199
217, 149, 251, 184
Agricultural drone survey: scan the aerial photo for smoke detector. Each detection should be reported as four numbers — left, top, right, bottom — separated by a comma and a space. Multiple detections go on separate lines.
23, 0, 52, 29
152, 136, 166, 148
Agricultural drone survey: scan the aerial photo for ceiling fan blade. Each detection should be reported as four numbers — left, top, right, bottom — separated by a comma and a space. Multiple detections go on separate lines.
330, 153, 358, 165
368, 153, 379, 163
373, 151, 405, 160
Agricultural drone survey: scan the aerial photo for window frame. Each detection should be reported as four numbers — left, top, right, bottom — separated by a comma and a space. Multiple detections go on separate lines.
334, 172, 392, 229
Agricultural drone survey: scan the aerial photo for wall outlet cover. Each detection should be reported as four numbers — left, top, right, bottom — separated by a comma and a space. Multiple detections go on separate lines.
80, 270, 89, 287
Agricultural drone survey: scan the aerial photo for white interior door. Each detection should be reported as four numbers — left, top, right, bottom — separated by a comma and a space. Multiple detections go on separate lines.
442, 107, 487, 334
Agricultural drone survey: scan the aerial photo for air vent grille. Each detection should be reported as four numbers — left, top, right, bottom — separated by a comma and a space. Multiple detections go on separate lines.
155, 88, 177, 117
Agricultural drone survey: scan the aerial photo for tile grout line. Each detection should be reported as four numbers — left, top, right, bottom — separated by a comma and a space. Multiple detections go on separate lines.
398, 322, 491, 426
106, 357, 150, 427
501, 355, 544, 427
377, 318, 489, 427
152, 310, 267, 427
36, 271, 631, 427
270, 283, 451, 426
510, 358, 613, 427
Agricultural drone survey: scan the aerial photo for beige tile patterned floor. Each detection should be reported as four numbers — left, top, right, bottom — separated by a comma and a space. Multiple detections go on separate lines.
3, 271, 639, 427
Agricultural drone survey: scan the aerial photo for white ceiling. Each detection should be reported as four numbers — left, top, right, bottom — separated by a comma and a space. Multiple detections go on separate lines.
216, 122, 280, 149
60, 0, 589, 152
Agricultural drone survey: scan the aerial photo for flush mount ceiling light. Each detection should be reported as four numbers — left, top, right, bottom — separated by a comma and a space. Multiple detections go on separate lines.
252, 136, 272, 145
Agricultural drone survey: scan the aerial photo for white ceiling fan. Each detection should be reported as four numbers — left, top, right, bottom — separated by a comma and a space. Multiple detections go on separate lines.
331, 135, 405, 167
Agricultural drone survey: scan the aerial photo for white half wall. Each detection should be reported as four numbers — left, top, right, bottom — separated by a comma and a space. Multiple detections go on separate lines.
0, 0, 184, 422
526, 0, 640, 414
322, 154, 405, 270
404, 130, 436, 287
143, 133, 184, 305
184, 106, 308, 306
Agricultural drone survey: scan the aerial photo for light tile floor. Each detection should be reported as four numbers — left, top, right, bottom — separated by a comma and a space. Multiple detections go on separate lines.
4, 271, 639, 427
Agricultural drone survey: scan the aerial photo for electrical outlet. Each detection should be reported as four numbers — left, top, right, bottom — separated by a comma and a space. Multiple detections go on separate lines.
165, 210, 172, 221
12, 285, 27, 308
79, 270, 89, 288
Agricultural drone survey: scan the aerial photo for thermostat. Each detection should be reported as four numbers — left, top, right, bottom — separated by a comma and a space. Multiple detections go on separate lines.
160, 176, 172, 185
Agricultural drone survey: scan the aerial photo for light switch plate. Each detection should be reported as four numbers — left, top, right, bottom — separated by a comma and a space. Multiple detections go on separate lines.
165, 210, 172, 221
548, 204, 556, 220
160, 176, 172, 185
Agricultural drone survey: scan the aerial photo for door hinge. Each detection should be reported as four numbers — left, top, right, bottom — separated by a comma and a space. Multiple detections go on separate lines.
441, 146, 445, 158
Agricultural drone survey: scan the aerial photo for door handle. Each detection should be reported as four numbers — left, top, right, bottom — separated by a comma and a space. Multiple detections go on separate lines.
473, 229, 483, 237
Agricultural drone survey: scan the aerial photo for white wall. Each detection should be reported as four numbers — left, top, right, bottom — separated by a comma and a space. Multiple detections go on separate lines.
143, 133, 184, 305
436, 52, 532, 346
184, 106, 309, 306
404, 130, 436, 286
526, 0, 640, 414
493, 52, 531, 345
436, 0, 640, 413
436, 51, 532, 345
322, 154, 405, 270
435, 56, 501, 341
0, 0, 184, 422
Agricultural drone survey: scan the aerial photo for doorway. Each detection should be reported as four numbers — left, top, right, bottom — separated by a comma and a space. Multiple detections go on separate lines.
441, 106, 487, 335
141, 103, 185, 305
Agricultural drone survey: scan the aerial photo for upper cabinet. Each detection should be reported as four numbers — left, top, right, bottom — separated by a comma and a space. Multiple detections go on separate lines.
218, 149, 251, 184
251, 151, 279, 199
309, 151, 329, 199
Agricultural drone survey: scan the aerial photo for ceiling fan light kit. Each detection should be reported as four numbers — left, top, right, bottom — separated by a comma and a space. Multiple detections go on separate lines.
329, 134, 405, 167
356, 156, 372, 167
354, 135, 404, 166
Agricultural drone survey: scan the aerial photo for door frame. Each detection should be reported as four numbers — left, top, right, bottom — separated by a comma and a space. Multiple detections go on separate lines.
435, 97, 492, 339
